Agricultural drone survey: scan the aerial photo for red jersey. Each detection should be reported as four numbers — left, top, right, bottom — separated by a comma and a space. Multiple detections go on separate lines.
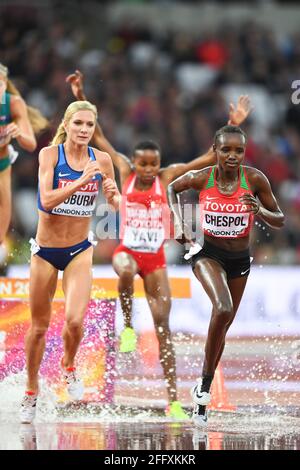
199, 165, 254, 239
120, 173, 170, 253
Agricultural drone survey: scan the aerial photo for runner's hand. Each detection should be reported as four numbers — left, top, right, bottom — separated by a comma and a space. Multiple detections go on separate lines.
5, 122, 21, 139
0, 127, 12, 147
102, 174, 119, 202
66, 70, 85, 100
79, 160, 101, 185
239, 193, 261, 214
228, 95, 253, 126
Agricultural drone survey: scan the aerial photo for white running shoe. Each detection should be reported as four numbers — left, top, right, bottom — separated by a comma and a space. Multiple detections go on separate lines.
61, 359, 84, 401
192, 404, 208, 428
191, 380, 211, 406
20, 392, 38, 424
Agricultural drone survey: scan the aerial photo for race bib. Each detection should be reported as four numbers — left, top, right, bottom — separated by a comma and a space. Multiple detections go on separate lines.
202, 210, 250, 238
123, 202, 165, 253
52, 179, 99, 217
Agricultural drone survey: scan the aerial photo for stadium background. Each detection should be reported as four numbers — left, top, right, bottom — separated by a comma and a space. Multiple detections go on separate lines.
1, 0, 300, 268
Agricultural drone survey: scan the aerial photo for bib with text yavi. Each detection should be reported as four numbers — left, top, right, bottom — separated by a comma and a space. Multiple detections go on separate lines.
121, 174, 169, 253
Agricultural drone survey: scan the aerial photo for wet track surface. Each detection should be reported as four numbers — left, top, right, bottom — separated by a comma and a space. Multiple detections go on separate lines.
0, 336, 299, 450
0, 411, 299, 450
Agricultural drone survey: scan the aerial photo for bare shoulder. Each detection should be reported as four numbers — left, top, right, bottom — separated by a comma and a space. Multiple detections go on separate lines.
195, 166, 213, 176
188, 166, 213, 190
39, 145, 59, 165
91, 147, 111, 164
10, 94, 27, 113
189, 166, 212, 181
166, 166, 212, 182
244, 166, 269, 184
169, 166, 213, 192
10, 94, 25, 105
91, 147, 109, 159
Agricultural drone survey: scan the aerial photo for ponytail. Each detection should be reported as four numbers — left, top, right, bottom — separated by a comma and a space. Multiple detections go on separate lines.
6, 79, 19, 96
51, 122, 67, 145
26, 106, 49, 134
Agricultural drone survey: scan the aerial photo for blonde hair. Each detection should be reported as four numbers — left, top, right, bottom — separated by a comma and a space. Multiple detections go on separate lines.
2, 68, 49, 134
51, 101, 97, 145
0, 63, 8, 77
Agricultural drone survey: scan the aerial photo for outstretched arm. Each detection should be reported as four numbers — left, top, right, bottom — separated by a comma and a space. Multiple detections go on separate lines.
66, 70, 132, 183
160, 95, 253, 186
239, 168, 285, 229
160, 147, 215, 187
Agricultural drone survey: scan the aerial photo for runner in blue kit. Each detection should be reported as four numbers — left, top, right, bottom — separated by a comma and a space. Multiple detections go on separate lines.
20, 100, 120, 424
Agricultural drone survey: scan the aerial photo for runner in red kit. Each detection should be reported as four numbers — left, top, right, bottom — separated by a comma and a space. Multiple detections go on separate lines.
167, 125, 284, 427
114, 162, 169, 278
67, 70, 252, 419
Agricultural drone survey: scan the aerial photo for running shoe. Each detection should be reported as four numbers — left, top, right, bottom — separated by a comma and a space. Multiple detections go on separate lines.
166, 401, 189, 420
191, 379, 211, 406
119, 327, 137, 353
20, 391, 38, 424
192, 404, 208, 428
61, 358, 84, 401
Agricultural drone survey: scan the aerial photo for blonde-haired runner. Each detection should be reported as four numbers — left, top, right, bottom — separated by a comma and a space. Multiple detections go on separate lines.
20, 100, 120, 423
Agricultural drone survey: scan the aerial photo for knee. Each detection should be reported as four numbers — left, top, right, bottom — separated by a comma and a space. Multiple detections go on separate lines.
114, 259, 136, 282
119, 268, 135, 283
214, 302, 234, 324
30, 323, 49, 340
65, 318, 83, 335
113, 255, 136, 281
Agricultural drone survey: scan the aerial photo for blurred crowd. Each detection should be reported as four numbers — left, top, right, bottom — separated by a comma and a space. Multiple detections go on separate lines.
1, 2, 300, 265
